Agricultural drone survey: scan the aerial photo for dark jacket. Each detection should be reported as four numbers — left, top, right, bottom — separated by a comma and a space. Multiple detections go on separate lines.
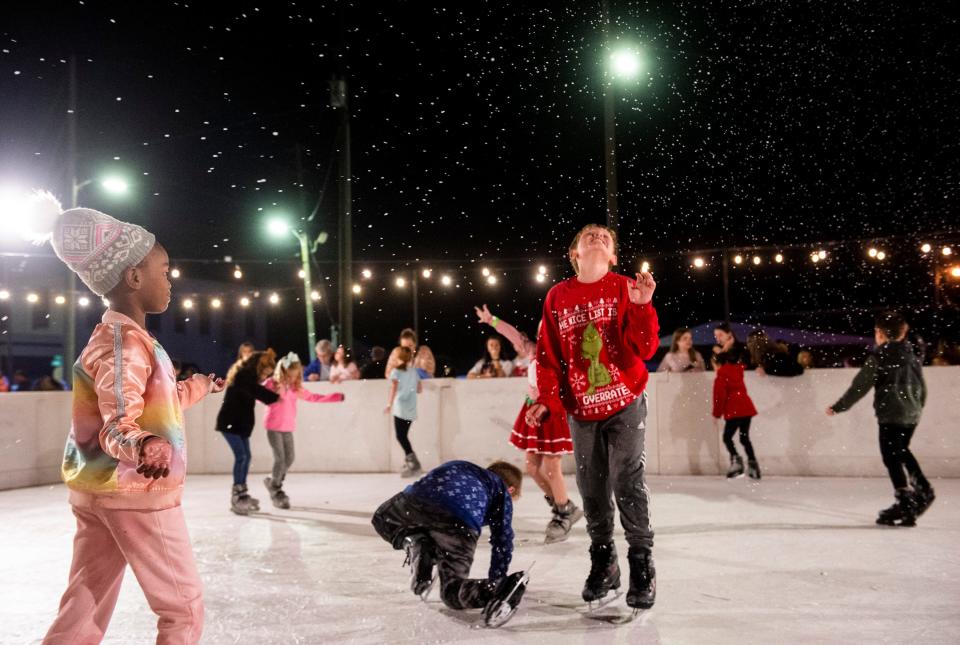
359, 359, 386, 380
216, 369, 280, 437
758, 351, 804, 377
831, 341, 926, 424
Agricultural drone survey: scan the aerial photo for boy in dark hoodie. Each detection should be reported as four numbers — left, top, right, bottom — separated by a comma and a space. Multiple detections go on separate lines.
827, 311, 933, 526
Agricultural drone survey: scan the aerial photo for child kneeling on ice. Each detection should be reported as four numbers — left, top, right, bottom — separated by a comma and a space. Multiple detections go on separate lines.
372, 460, 528, 624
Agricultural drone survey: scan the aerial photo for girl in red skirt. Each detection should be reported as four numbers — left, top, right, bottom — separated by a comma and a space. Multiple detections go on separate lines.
475, 305, 583, 543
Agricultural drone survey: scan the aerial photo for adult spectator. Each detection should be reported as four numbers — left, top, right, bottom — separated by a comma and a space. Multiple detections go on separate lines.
747, 329, 804, 376
657, 327, 706, 373
413, 345, 437, 378
0, 374, 9, 392
236, 342, 255, 363
393, 328, 432, 379
35, 374, 67, 391
330, 345, 360, 383
467, 336, 513, 379
10, 370, 32, 392
359, 346, 387, 379
797, 350, 815, 370
304, 339, 334, 381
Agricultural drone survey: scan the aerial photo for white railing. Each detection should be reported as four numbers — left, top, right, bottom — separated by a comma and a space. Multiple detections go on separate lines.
2, 368, 958, 490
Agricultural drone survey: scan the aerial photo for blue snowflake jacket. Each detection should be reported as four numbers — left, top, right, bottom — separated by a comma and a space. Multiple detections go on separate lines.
405, 460, 514, 579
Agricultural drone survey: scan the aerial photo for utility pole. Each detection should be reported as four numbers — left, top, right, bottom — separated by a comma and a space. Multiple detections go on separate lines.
601, 0, 619, 235
722, 252, 731, 324
330, 77, 353, 351
65, 55, 78, 387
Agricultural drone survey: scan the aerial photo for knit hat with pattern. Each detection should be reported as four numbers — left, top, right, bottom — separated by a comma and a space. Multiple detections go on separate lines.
27, 191, 156, 297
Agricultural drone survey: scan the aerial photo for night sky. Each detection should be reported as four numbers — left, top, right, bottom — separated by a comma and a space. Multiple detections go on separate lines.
2, 1, 958, 369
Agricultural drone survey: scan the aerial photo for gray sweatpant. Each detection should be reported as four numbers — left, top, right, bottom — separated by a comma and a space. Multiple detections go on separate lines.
266, 430, 295, 483
568, 394, 654, 550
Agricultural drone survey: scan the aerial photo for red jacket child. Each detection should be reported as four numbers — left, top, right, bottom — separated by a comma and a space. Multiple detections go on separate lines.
712, 363, 758, 420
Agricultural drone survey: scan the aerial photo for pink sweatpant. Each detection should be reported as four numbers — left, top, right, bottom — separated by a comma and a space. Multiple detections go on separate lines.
44, 503, 203, 645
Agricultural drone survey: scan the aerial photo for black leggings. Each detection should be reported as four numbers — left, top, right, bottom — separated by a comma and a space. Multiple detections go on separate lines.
878, 423, 928, 491
394, 416, 414, 455
723, 417, 756, 461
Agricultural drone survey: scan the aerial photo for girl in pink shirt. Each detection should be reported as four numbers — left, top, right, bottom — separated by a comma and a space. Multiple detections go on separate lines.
262, 352, 344, 508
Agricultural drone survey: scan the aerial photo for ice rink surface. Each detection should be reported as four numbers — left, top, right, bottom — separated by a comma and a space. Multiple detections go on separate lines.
4, 474, 959, 644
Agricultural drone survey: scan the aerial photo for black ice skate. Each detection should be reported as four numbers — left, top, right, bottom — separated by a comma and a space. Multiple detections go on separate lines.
876, 489, 918, 527
726, 455, 745, 479
582, 542, 622, 606
400, 452, 422, 478
626, 547, 656, 611
482, 570, 530, 628
402, 535, 436, 599
263, 476, 290, 509
747, 459, 762, 480
910, 478, 936, 517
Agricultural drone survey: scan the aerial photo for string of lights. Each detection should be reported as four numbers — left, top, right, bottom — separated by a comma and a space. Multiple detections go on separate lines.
1, 235, 958, 313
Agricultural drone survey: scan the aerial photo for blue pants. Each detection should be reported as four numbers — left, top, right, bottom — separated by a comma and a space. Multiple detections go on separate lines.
222, 433, 252, 486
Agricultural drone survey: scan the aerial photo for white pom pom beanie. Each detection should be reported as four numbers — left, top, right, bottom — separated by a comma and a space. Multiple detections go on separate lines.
28, 191, 156, 297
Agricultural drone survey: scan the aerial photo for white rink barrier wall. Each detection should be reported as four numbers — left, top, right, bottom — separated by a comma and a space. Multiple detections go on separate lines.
2, 368, 959, 490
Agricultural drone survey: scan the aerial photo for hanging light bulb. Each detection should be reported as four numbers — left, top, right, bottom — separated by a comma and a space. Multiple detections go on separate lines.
421, 268, 432, 279
733, 254, 743, 265
361, 268, 372, 279
774, 253, 784, 263
183, 298, 194, 310
868, 248, 878, 258
240, 296, 251, 307
693, 257, 705, 268
78, 296, 90, 307
752, 256, 761, 265
395, 276, 406, 288
487, 275, 497, 285
876, 251, 887, 261
233, 266, 243, 280
481, 267, 491, 277
269, 293, 280, 305
310, 290, 321, 301
211, 298, 222, 309
170, 268, 181, 279
54, 295, 67, 305
920, 243, 931, 254
440, 275, 452, 286
535, 273, 546, 283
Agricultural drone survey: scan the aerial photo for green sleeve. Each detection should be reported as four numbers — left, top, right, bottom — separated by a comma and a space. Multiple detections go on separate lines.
831, 355, 878, 413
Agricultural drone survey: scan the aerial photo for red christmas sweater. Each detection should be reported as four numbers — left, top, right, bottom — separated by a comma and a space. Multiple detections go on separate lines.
536, 272, 660, 421
712, 363, 758, 420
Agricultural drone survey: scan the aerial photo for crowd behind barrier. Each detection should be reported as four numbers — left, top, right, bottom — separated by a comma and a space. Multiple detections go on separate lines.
2, 368, 958, 492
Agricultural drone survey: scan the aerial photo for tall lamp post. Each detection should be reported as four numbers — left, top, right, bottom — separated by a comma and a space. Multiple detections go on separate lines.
602, 46, 643, 236
267, 217, 324, 360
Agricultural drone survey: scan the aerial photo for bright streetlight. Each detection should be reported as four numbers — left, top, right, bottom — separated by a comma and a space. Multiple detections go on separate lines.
101, 176, 129, 194
265, 215, 325, 359
609, 48, 642, 79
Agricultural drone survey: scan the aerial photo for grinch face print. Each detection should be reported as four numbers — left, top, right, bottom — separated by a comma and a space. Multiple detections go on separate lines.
581, 322, 612, 395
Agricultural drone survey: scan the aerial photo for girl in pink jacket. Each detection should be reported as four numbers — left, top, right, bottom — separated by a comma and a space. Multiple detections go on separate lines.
262, 352, 344, 508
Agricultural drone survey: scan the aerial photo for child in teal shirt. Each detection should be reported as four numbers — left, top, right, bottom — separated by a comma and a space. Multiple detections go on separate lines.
386, 345, 423, 477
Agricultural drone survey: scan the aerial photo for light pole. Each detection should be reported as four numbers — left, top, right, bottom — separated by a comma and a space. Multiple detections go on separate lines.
601, 45, 643, 236
394, 269, 434, 341
267, 217, 322, 360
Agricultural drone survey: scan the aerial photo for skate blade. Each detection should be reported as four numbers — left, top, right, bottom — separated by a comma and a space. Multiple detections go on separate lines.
581, 590, 624, 613
483, 571, 531, 628
418, 574, 439, 602
587, 607, 644, 624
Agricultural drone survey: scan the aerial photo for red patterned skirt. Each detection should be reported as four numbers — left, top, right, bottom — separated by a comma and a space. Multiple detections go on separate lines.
510, 400, 574, 455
